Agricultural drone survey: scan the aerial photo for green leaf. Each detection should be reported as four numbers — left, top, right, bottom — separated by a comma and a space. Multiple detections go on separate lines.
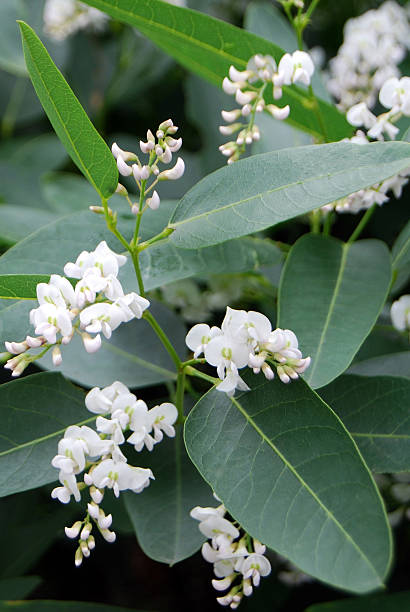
278, 235, 391, 389
0, 275, 53, 300
391, 219, 410, 292
0, 576, 41, 600
348, 352, 410, 378
0, 206, 59, 246
0, 372, 91, 498
0, 603, 150, 612
124, 429, 213, 565
18, 21, 118, 199
169, 142, 410, 249
0, 211, 282, 293
184, 375, 392, 593
81, 0, 349, 141
319, 375, 410, 473
306, 591, 410, 612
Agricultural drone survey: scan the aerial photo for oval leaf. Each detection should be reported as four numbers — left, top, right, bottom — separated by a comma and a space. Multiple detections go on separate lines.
124, 429, 213, 565
0, 372, 92, 498
18, 21, 118, 199
320, 375, 410, 473
184, 375, 392, 593
278, 235, 392, 389
81, 0, 348, 141
169, 142, 410, 249
348, 352, 410, 379
0, 274, 54, 300
306, 591, 410, 612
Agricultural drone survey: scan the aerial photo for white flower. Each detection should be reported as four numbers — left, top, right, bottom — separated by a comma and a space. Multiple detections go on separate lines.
379, 77, 410, 115
204, 334, 250, 394
277, 51, 314, 86
43, 0, 108, 41
52, 425, 110, 475
346, 102, 377, 129
147, 402, 178, 442
185, 323, 223, 358
64, 241, 127, 280
391, 295, 410, 331
90, 459, 154, 497
114, 293, 150, 320
158, 157, 185, 180
127, 400, 155, 452
30, 303, 73, 344
80, 302, 127, 339
241, 553, 271, 587
85, 381, 130, 414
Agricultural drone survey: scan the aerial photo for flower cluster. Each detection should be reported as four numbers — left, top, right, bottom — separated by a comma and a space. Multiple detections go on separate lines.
43, 0, 108, 41
186, 307, 310, 395
4, 241, 149, 376
326, 1, 410, 111
52, 381, 177, 565
219, 51, 314, 163
191, 502, 271, 609
112, 118, 184, 212
321, 77, 410, 215
391, 295, 410, 334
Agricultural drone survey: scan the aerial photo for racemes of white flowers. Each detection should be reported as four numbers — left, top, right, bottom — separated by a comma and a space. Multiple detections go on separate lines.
390, 295, 410, 334
326, 1, 410, 111
43, 0, 109, 41
3, 241, 149, 377
186, 307, 310, 395
111, 118, 184, 213
191, 501, 271, 609
321, 76, 410, 216
219, 51, 314, 164
52, 380, 177, 566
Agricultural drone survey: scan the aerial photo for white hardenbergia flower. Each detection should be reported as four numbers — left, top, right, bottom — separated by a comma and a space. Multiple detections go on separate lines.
43, 0, 109, 41
191, 501, 271, 608
51, 381, 176, 566
3, 241, 150, 375
185, 307, 310, 395
111, 119, 184, 217
326, 1, 410, 111
391, 295, 410, 333
219, 51, 314, 163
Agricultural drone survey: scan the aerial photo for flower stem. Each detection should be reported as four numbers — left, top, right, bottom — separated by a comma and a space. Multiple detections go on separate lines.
132, 180, 146, 248
323, 211, 334, 236
175, 369, 186, 424
185, 366, 219, 385
143, 311, 181, 369
347, 203, 377, 244
305, 0, 321, 20
137, 226, 175, 252
310, 209, 321, 233
180, 358, 207, 369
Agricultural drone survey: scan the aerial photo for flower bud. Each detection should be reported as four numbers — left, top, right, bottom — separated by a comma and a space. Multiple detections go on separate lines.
116, 155, 132, 177
158, 118, 174, 132
89, 206, 105, 214
75, 547, 83, 567
82, 333, 102, 354
241, 104, 252, 116
221, 109, 242, 123
98, 513, 113, 529
266, 104, 290, 120
80, 540, 90, 557
100, 528, 116, 543
235, 89, 256, 106
84, 472, 93, 486
140, 140, 154, 154
115, 183, 128, 196
65, 521, 82, 539
5, 341, 28, 355
229, 66, 251, 82
222, 77, 239, 95
26, 335, 45, 348
90, 486, 104, 504
166, 137, 182, 152
147, 190, 160, 210
158, 157, 185, 180
219, 123, 242, 136
111, 143, 137, 162
87, 535, 96, 550
80, 523, 92, 540
160, 145, 172, 164
87, 502, 100, 520
52, 347, 62, 367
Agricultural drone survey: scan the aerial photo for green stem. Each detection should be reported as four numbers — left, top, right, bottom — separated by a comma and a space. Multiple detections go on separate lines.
143, 311, 181, 369
310, 209, 321, 233
131, 250, 145, 297
132, 180, 146, 247
185, 366, 218, 385
347, 203, 377, 244
305, 0, 321, 20
180, 358, 207, 369
175, 370, 186, 424
137, 227, 175, 252
323, 211, 334, 236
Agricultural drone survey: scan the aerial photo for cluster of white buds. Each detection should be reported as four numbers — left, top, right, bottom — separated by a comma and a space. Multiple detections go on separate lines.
112, 118, 184, 212
391, 295, 410, 334
219, 51, 314, 163
43, 0, 109, 41
52, 381, 177, 566
326, 1, 410, 111
185, 307, 310, 395
191, 501, 271, 609
321, 77, 410, 215
3, 241, 149, 376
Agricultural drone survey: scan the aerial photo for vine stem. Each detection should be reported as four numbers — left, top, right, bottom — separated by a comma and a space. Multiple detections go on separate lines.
143, 311, 181, 369
323, 211, 334, 236
185, 366, 219, 385
175, 369, 186, 424
305, 0, 321, 20
310, 209, 321, 233
347, 203, 377, 244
